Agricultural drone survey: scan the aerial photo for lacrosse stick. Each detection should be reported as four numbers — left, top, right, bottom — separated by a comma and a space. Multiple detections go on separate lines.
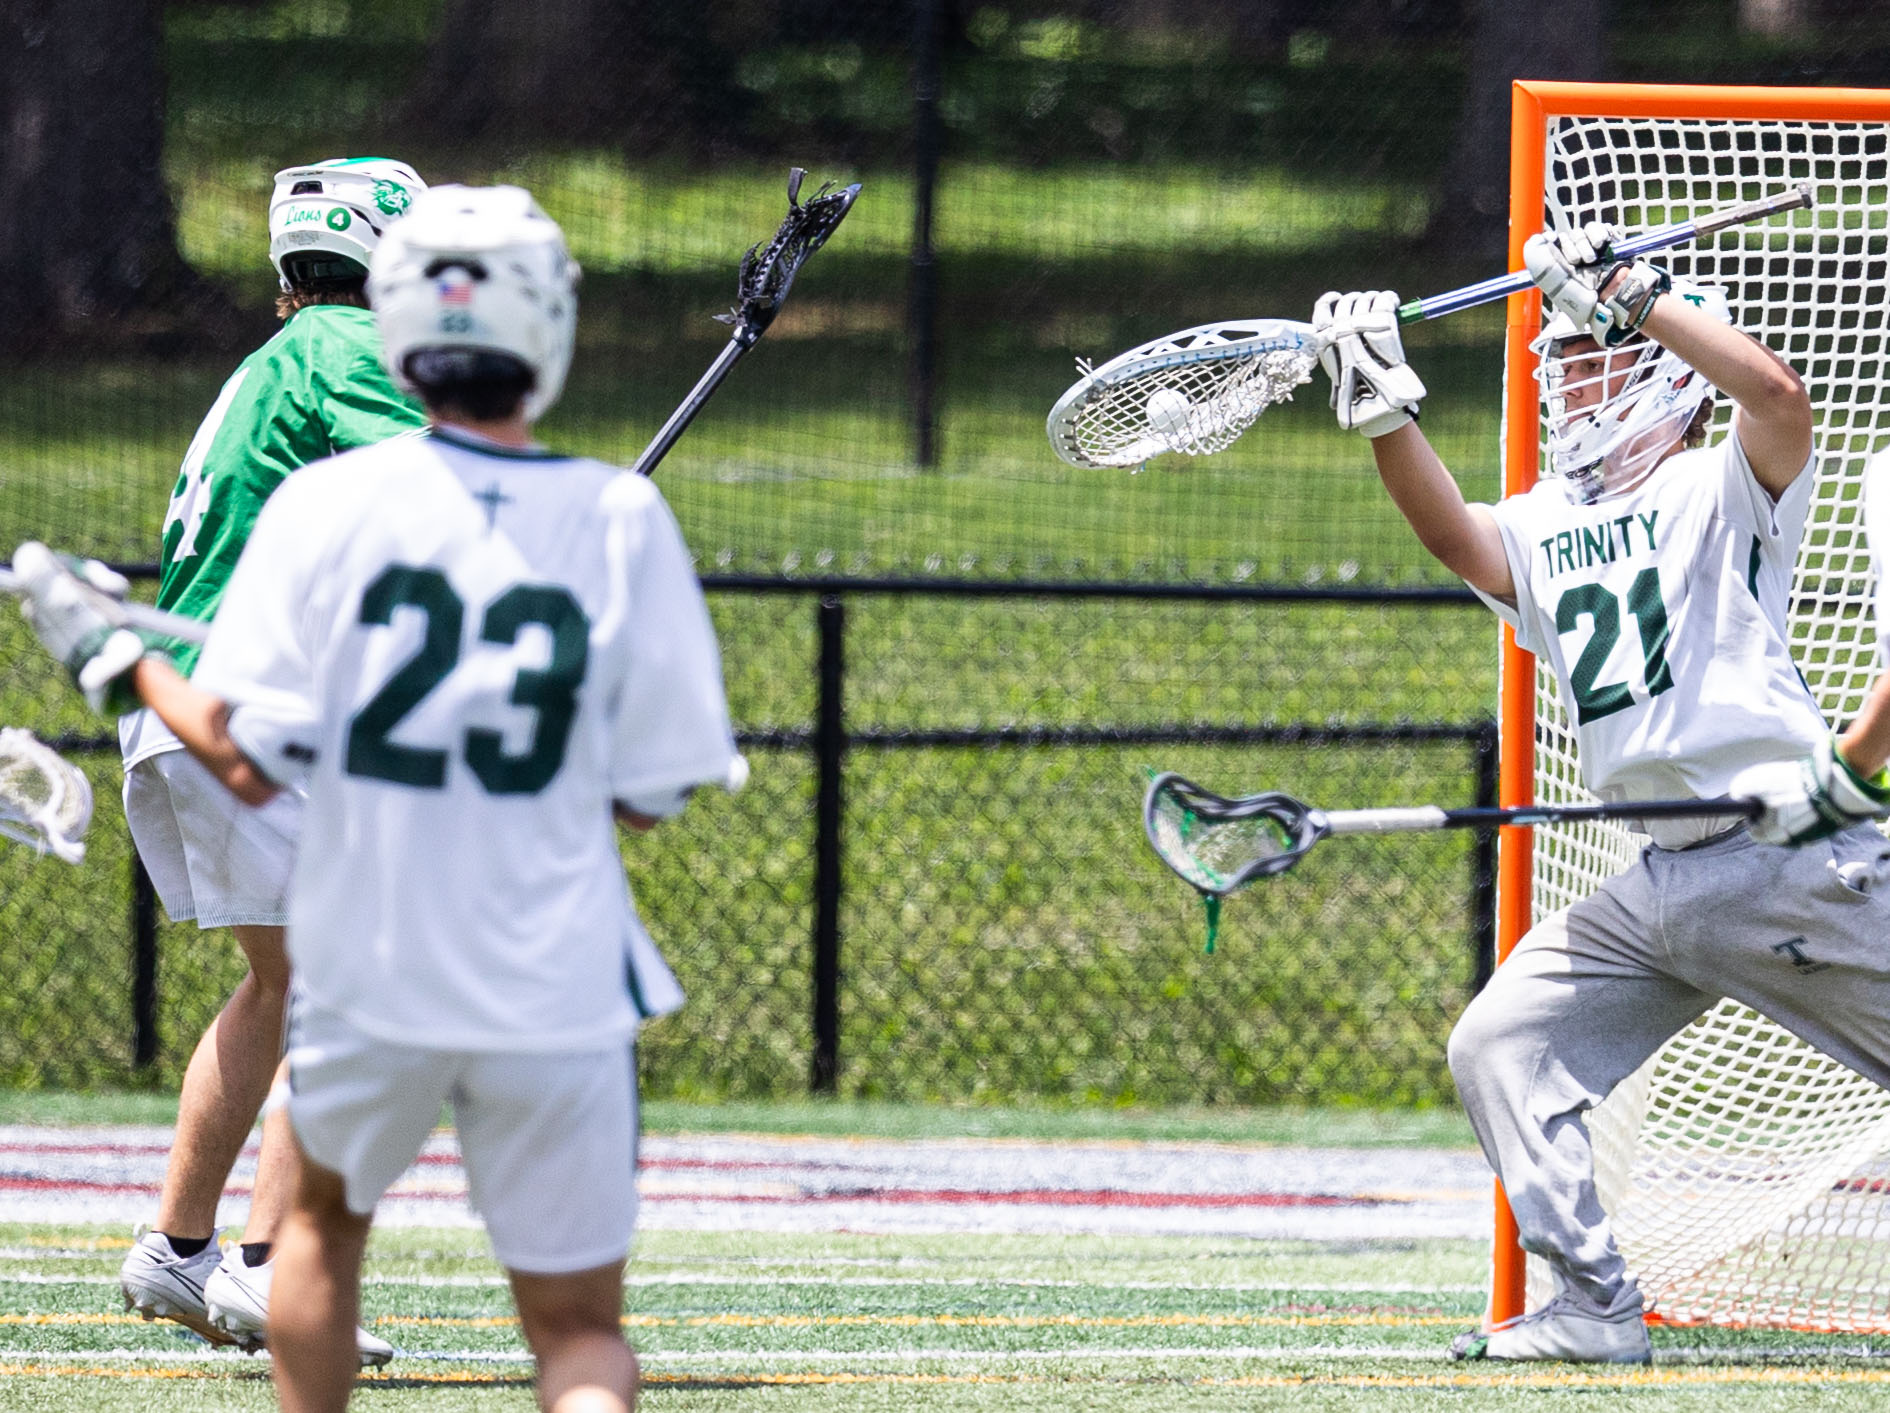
0, 727, 95, 864
0, 566, 210, 645
1050, 182, 1816, 469
1145, 771, 1759, 941
630, 166, 862, 478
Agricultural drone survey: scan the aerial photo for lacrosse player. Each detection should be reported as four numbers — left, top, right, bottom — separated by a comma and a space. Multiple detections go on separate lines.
15, 182, 736, 1413
1314, 224, 1890, 1363
116, 157, 426, 1363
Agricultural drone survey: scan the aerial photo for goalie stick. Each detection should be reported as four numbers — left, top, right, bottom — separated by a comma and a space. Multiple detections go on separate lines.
0, 566, 209, 644
1144, 771, 1760, 901
1049, 182, 1815, 469
630, 166, 861, 478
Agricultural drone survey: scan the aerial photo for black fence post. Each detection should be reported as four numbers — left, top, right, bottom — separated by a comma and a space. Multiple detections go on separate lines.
810, 595, 847, 1093
1470, 719, 1500, 994
131, 853, 159, 1069
908, 0, 943, 470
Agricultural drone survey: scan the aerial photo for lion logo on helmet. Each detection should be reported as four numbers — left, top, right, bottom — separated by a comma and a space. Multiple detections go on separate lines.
371, 180, 413, 219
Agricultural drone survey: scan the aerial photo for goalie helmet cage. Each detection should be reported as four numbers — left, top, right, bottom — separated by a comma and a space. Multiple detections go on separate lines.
1494, 81, 1890, 1334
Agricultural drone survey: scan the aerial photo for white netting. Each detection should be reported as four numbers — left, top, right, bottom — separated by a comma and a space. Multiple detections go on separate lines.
1047, 321, 1318, 466
0, 727, 93, 865
1514, 110, 1890, 1332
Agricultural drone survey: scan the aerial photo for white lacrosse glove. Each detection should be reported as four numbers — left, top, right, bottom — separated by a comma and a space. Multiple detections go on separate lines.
1523, 221, 1671, 347
11, 541, 149, 717
1312, 290, 1427, 439
1729, 738, 1890, 847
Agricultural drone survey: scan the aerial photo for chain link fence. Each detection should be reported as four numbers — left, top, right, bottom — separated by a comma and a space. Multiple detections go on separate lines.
2, 586, 1494, 1103
5, 2, 1878, 1102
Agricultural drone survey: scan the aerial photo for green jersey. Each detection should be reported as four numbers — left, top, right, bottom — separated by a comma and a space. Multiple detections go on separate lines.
157, 304, 424, 673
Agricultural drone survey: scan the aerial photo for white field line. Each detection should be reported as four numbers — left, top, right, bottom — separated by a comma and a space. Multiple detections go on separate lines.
0, 1343, 1450, 1365
13, 1344, 1888, 1368
0, 1269, 1484, 1295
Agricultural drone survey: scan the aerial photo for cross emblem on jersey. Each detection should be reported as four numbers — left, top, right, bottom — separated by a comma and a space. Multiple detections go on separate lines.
472, 481, 513, 530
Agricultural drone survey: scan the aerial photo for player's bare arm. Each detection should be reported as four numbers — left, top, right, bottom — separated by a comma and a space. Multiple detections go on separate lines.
9, 542, 279, 807
1311, 291, 1513, 603
1368, 426, 1512, 602
1838, 679, 1890, 779
1635, 291, 1811, 497
129, 659, 279, 807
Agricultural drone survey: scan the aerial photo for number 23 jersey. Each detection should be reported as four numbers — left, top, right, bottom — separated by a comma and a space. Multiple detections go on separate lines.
1471, 434, 1826, 845
192, 427, 739, 1050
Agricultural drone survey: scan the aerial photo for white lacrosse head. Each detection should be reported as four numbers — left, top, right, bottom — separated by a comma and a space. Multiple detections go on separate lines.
269, 157, 426, 291
1530, 281, 1730, 504
369, 184, 581, 423
0, 728, 93, 865
1047, 319, 1320, 468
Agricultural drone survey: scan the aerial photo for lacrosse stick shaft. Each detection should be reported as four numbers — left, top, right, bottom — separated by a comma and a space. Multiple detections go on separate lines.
630, 338, 748, 479
0, 568, 210, 644
1397, 182, 1815, 324
1321, 795, 1758, 836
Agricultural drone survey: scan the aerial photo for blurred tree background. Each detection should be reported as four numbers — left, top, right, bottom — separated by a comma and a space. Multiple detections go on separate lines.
4, 0, 1889, 582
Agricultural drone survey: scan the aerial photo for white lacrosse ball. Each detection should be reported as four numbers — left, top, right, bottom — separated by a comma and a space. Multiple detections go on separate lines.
1145, 388, 1194, 442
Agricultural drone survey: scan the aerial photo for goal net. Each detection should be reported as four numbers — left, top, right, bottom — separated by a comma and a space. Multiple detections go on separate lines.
1502, 82, 1890, 1333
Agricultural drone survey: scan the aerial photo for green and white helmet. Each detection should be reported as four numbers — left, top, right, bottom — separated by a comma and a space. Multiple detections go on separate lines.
269, 157, 426, 291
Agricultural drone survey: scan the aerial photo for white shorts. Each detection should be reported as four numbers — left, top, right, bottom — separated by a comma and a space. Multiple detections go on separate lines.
123, 748, 301, 928
285, 999, 640, 1275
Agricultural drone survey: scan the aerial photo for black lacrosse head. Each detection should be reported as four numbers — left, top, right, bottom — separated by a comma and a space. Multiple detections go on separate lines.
716, 166, 861, 346
1143, 772, 1330, 899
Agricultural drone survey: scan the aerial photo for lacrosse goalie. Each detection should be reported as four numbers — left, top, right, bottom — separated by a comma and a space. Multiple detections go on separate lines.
112, 157, 428, 1365
15, 183, 738, 1413
1313, 225, 1890, 1362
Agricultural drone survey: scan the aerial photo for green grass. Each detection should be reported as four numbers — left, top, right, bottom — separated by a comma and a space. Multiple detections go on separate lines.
0, 1089, 1476, 1147
1, 1220, 1887, 1411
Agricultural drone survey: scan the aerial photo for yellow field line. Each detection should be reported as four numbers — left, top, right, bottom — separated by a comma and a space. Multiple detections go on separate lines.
0, 1307, 1465, 1333
1207, 1368, 1890, 1389
397, 1311, 1462, 1330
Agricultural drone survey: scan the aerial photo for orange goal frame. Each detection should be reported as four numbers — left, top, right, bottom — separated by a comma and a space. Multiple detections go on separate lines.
1491, 78, 1890, 1326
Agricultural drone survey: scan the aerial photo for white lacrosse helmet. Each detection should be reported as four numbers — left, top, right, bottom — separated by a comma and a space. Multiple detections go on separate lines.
1530, 280, 1731, 504
367, 184, 580, 423
269, 157, 425, 291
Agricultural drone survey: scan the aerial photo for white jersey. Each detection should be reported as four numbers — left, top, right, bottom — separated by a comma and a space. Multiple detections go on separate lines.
1473, 434, 1825, 847
191, 425, 738, 1051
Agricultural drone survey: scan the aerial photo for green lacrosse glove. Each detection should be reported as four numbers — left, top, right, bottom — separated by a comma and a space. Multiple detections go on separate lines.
1730, 738, 1890, 847
11, 541, 149, 717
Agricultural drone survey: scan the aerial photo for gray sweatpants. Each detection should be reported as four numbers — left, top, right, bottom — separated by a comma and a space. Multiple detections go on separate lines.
1448, 822, 1890, 1313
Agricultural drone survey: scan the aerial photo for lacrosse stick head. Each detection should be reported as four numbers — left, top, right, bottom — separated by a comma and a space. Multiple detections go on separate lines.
1143, 772, 1329, 898
1048, 319, 1321, 468
716, 167, 861, 347
0, 728, 93, 865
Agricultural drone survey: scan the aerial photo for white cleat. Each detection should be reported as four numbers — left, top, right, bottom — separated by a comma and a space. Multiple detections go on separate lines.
1449, 1293, 1652, 1364
205, 1251, 396, 1368
119, 1226, 237, 1347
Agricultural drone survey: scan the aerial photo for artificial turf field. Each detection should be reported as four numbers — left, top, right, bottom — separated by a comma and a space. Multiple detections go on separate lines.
0, 1097, 1888, 1412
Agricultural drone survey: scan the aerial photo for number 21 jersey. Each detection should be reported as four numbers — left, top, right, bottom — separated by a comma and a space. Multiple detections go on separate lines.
1471, 434, 1826, 846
